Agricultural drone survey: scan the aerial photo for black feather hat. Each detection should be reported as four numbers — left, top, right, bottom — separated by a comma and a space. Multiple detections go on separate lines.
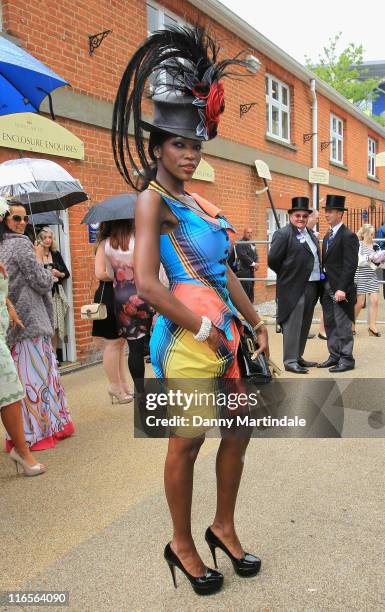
112, 24, 251, 190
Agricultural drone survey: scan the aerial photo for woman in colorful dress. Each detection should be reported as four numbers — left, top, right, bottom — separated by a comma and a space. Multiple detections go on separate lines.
104, 220, 154, 396
0, 202, 74, 451
92, 222, 133, 404
113, 25, 269, 595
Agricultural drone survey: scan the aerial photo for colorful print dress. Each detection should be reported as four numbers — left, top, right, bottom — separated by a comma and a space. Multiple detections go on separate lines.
105, 237, 154, 340
148, 183, 241, 379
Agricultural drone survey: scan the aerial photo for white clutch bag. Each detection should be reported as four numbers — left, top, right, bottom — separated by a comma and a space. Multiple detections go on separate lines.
80, 302, 107, 321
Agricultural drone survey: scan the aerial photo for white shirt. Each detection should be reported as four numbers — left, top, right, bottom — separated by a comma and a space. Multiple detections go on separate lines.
298, 228, 321, 281
329, 221, 343, 236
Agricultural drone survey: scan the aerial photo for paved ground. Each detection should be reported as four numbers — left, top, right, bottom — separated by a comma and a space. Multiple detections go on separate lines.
1, 303, 384, 611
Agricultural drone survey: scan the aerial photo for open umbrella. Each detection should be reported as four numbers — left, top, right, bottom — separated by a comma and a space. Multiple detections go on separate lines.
0, 36, 68, 117
28, 211, 64, 227
81, 193, 136, 224
0, 158, 88, 213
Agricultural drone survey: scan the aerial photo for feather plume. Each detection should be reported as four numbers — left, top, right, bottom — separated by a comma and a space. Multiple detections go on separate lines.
112, 24, 251, 191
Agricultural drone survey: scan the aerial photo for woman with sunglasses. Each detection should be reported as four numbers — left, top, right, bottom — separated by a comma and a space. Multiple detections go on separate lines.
0, 202, 74, 452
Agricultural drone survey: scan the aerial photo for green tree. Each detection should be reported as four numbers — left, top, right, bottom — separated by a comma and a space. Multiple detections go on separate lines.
305, 33, 383, 109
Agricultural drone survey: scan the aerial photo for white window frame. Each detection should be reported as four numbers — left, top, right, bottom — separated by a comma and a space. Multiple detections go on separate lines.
267, 208, 289, 281
265, 74, 291, 143
147, 1, 182, 35
368, 137, 376, 177
330, 114, 344, 164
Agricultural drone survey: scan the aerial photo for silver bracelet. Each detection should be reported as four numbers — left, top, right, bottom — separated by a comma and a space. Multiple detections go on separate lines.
193, 316, 212, 341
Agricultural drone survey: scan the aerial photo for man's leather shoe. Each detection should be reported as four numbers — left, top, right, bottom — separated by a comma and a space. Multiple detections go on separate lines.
284, 364, 309, 374
329, 363, 355, 373
307, 333, 316, 339
298, 358, 318, 368
317, 357, 338, 368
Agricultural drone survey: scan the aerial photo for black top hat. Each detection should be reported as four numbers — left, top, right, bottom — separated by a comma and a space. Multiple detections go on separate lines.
141, 91, 204, 141
289, 197, 310, 214
323, 195, 347, 211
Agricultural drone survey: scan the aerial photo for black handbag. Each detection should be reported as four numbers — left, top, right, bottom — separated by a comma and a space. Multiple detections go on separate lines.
237, 320, 272, 384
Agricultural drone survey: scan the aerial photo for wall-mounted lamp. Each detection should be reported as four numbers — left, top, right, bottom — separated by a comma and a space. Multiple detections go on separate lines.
245, 54, 261, 74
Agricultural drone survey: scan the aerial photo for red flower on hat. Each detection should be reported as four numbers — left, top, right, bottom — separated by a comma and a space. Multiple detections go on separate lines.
206, 81, 225, 138
192, 81, 225, 139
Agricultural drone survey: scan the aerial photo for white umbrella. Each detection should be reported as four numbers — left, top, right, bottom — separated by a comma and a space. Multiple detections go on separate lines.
0, 158, 88, 213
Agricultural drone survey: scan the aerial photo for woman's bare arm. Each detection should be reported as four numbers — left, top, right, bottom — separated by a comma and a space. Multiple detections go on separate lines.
95, 240, 114, 281
226, 266, 269, 358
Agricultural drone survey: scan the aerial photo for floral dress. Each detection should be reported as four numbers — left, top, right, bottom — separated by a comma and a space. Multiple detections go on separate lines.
104, 236, 154, 340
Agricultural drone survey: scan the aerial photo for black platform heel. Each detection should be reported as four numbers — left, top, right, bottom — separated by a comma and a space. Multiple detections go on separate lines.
164, 543, 223, 595
205, 527, 261, 577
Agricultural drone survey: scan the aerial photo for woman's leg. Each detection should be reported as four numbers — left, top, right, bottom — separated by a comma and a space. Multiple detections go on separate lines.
165, 436, 206, 576
354, 294, 366, 330
368, 292, 379, 332
117, 339, 131, 393
1, 401, 42, 467
127, 336, 146, 393
210, 437, 251, 558
103, 338, 123, 390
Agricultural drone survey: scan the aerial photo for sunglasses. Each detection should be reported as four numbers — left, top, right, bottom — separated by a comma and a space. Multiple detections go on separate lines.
10, 214, 29, 223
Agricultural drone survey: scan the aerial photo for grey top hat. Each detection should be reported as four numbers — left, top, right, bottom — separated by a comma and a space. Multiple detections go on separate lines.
141, 90, 204, 141
289, 197, 310, 213
323, 194, 347, 211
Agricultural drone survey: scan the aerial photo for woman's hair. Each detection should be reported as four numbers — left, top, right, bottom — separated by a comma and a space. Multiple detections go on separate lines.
96, 221, 113, 246
0, 202, 26, 242
37, 227, 58, 251
109, 220, 134, 252
357, 224, 374, 241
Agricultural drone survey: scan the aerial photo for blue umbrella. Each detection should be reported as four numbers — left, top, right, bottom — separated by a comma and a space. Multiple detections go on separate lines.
0, 37, 68, 117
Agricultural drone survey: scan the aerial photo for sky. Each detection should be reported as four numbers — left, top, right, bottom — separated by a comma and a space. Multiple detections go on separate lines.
219, 0, 385, 65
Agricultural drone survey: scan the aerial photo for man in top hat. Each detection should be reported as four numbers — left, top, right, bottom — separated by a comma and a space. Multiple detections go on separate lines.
318, 195, 359, 372
268, 197, 321, 373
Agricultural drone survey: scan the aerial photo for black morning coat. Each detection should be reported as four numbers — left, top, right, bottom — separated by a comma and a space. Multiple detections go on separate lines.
268, 223, 321, 324
321, 224, 359, 321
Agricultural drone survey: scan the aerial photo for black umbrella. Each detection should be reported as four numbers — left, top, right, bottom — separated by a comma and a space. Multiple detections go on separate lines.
28, 211, 64, 227
81, 193, 136, 224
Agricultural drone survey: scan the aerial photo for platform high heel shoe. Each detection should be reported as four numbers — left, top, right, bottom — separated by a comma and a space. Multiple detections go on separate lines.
205, 527, 261, 577
107, 387, 133, 404
164, 543, 223, 595
10, 448, 46, 477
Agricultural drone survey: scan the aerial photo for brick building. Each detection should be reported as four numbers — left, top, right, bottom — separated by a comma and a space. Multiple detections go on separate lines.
1, 0, 384, 364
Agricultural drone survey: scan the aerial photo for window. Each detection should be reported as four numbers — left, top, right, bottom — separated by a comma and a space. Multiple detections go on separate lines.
330, 114, 344, 164
147, 2, 179, 35
147, 2, 184, 91
368, 137, 376, 177
265, 75, 290, 142
267, 208, 289, 280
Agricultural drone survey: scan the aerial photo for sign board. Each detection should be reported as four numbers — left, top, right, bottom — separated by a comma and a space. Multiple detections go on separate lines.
308, 167, 329, 184
88, 223, 99, 243
0, 112, 84, 160
376, 151, 385, 167
254, 160, 271, 180
192, 158, 215, 182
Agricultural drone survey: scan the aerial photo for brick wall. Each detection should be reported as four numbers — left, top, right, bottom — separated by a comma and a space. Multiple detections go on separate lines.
2, 0, 385, 361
